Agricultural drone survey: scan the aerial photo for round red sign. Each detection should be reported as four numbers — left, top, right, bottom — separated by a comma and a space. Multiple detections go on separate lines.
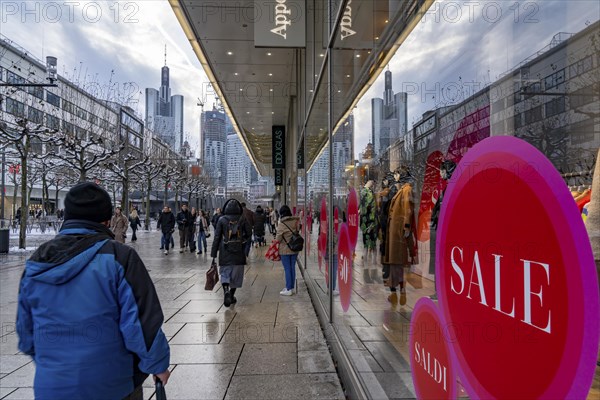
410, 298, 456, 400
436, 137, 599, 399
337, 223, 352, 312
347, 187, 359, 249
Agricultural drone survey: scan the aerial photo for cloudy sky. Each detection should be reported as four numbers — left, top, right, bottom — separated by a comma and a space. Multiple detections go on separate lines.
0, 0, 598, 159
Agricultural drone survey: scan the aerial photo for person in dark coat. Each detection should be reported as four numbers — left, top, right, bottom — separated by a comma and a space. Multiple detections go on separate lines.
240, 202, 255, 256
129, 208, 141, 242
253, 206, 267, 247
211, 207, 222, 229
211, 199, 252, 307
157, 206, 175, 255
176, 204, 192, 253
16, 182, 170, 400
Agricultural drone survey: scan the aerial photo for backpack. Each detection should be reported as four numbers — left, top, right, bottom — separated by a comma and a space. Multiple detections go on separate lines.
222, 218, 245, 253
281, 221, 304, 252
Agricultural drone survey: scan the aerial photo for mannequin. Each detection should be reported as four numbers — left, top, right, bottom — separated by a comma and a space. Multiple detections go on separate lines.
360, 180, 379, 283
382, 166, 416, 306
429, 160, 456, 300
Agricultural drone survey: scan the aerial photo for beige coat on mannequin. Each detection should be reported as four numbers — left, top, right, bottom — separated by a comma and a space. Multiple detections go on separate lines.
383, 183, 415, 265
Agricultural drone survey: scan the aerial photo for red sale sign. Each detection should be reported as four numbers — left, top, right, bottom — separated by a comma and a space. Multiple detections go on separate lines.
410, 298, 456, 400
347, 187, 359, 249
337, 223, 352, 312
436, 137, 599, 399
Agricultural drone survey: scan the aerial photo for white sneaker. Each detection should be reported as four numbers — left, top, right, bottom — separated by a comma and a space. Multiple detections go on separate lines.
280, 289, 293, 296
332, 289, 340, 296
164, 250, 168, 255
179, 248, 184, 253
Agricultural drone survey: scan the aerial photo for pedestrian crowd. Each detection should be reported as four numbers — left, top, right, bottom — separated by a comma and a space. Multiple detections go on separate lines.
16, 182, 304, 399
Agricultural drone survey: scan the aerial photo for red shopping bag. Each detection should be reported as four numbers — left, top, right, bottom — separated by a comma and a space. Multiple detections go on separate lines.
265, 240, 281, 261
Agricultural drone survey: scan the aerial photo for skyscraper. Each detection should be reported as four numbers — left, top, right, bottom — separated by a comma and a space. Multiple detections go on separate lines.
226, 132, 251, 191
145, 54, 184, 150
371, 70, 407, 156
201, 105, 227, 188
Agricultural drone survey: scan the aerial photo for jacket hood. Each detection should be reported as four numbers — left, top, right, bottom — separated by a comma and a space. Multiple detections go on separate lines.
26, 220, 113, 285
223, 199, 242, 215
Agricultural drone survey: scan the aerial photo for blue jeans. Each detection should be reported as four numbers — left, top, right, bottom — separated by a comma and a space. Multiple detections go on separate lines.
161, 232, 173, 250
198, 231, 207, 253
281, 254, 298, 290
244, 239, 252, 257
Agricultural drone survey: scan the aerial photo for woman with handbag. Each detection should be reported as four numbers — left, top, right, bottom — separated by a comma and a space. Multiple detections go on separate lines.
210, 199, 252, 307
197, 210, 210, 255
275, 205, 301, 296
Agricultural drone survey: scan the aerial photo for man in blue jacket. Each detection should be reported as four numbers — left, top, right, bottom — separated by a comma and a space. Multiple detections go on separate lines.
16, 182, 170, 400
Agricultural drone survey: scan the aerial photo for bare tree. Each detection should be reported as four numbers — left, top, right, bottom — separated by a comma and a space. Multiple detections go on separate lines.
132, 157, 165, 229
103, 152, 146, 216
0, 120, 51, 248
46, 131, 124, 182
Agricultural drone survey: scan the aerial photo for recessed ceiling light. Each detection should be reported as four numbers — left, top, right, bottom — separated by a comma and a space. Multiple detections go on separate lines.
309, 89, 313, 92
267, 52, 272, 56
268, 73, 273, 76
337, 90, 341, 93
234, 72, 238, 76
246, 111, 250, 114
375, 36, 379, 40
346, 74, 351, 78
356, 54, 361, 58
319, 54, 324, 57
227, 51, 233, 55
272, 112, 274, 114
385, 20, 388, 23
252, 127, 255, 130
239, 88, 243, 91
270, 89, 273, 92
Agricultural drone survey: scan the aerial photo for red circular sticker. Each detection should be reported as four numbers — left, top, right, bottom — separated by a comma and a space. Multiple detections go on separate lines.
318, 198, 328, 272
436, 137, 599, 399
410, 298, 456, 400
337, 223, 352, 312
347, 187, 359, 249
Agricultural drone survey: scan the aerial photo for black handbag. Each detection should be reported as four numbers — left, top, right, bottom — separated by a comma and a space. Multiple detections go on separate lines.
155, 379, 167, 400
205, 259, 219, 291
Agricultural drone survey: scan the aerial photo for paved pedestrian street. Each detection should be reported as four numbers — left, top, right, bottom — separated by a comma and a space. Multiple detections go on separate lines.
0, 230, 345, 400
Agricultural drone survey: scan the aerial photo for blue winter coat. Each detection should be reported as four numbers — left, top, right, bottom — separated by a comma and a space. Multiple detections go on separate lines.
16, 220, 170, 400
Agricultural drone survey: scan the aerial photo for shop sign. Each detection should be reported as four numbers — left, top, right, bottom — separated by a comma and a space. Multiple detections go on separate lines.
435, 136, 599, 399
254, 0, 306, 48
410, 298, 456, 400
297, 138, 304, 169
331, 0, 374, 50
347, 187, 359, 250
272, 125, 286, 168
274, 168, 284, 186
337, 223, 352, 312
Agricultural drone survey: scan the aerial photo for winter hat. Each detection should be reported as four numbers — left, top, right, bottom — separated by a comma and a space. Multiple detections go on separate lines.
64, 182, 113, 223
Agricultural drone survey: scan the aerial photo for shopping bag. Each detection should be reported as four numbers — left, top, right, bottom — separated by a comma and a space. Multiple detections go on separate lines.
155, 378, 167, 400
265, 240, 281, 261
205, 259, 219, 291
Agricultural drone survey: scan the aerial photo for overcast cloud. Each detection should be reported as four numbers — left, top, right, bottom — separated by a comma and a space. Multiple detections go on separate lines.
0, 0, 598, 160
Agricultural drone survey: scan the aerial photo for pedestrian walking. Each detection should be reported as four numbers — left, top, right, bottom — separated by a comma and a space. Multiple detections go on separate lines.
129, 208, 141, 242
176, 204, 192, 253
211, 199, 252, 307
276, 205, 301, 296
269, 207, 277, 234
110, 207, 128, 243
211, 207, 222, 230
188, 207, 198, 252
157, 206, 175, 255
16, 182, 170, 400
253, 205, 267, 247
197, 210, 209, 255
240, 202, 255, 256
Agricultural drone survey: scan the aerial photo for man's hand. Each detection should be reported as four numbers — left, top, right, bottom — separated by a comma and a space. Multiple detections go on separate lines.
154, 369, 171, 386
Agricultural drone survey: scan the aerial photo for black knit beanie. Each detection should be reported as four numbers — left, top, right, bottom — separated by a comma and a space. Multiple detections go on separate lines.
64, 182, 113, 223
